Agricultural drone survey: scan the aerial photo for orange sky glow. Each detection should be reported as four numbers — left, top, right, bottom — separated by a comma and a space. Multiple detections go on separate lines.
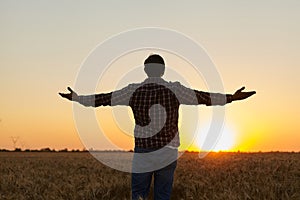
0, 1, 299, 152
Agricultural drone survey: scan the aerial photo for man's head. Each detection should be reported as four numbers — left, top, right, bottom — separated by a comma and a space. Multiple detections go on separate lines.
144, 54, 165, 77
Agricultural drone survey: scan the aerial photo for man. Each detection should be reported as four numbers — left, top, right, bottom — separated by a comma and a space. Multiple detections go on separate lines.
59, 54, 255, 200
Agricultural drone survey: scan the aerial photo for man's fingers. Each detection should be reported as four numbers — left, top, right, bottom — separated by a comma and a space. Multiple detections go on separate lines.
59, 88, 76, 101
238, 86, 245, 93
59, 93, 67, 98
248, 91, 256, 96
67, 87, 74, 93
234, 86, 245, 95
243, 91, 256, 99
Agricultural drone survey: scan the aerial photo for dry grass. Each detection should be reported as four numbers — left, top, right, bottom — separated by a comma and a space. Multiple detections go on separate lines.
0, 152, 299, 200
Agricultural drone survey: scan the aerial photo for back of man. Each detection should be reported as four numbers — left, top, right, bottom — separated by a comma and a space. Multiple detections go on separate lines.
129, 78, 180, 149
129, 77, 181, 200
59, 54, 255, 200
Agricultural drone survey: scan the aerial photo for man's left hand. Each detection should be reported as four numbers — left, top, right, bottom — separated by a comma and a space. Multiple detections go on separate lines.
59, 87, 79, 101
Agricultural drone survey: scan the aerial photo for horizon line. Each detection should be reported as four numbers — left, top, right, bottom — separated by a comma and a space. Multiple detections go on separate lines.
1, 148, 299, 154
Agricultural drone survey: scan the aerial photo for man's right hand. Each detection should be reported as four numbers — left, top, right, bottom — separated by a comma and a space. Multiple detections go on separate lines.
59, 87, 79, 101
232, 87, 256, 101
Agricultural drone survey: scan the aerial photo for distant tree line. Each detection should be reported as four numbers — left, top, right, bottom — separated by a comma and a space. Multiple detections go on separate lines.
0, 148, 298, 153
0, 148, 88, 152
0, 148, 134, 152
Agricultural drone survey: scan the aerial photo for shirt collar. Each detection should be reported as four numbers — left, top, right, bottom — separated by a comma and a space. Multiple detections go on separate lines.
143, 77, 166, 84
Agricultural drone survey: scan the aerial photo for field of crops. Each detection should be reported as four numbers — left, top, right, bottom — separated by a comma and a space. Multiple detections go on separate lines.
0, 152, 299, 200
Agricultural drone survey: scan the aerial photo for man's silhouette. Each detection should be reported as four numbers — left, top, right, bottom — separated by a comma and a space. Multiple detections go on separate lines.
59, 54, 255, 200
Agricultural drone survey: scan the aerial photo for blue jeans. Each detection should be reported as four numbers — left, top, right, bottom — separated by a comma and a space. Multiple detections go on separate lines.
131, 147, 178, 200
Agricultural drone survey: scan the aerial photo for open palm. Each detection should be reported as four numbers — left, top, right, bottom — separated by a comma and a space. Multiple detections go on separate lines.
232, 87, 256, 101
59, 87, 78, 101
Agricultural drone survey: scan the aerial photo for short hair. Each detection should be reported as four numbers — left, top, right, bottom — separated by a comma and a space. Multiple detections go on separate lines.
144, 54, 165, 77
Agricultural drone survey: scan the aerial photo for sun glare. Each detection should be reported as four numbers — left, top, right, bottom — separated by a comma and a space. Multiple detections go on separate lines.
195, 123, 236, 152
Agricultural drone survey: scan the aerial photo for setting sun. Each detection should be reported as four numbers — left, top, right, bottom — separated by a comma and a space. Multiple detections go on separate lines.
195, 123, 236, 152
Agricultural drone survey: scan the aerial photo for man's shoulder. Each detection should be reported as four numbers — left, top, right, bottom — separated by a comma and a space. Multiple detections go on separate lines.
122, 83, 142, 90
126, 79, 185, 92
167, 81, 181, 85
164, 80, 183, 88
143, 78, 181, 85
128, 83, 141, 87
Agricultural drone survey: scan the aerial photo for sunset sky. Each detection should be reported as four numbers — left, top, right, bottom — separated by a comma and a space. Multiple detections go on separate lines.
0, 0, 299, 152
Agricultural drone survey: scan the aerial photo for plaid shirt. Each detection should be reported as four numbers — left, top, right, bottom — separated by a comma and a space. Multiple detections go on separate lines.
77, 77, 232, 148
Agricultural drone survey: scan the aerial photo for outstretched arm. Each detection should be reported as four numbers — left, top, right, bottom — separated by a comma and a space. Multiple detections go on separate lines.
195, 86, 256, 105
59, 87, 112, 107
59, 84, 139, 107
175, 82, 255, 106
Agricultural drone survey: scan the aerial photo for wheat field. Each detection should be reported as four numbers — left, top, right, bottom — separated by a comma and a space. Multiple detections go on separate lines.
0, 152, 299, 200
